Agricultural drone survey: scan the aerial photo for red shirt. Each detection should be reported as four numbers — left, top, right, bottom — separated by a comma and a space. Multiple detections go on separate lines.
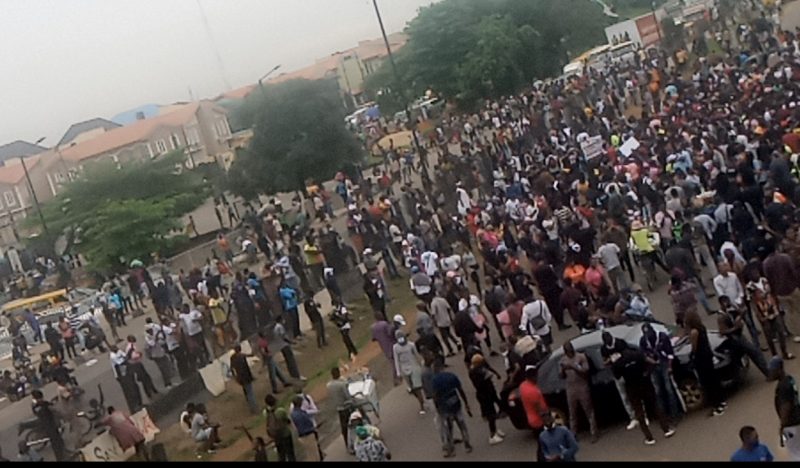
519, 380, 548, 430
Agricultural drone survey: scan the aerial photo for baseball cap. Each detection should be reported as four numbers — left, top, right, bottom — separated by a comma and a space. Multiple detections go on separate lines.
393, 314, 406, 326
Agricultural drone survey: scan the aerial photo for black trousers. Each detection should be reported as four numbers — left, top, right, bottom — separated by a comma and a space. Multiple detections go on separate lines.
275, 434, 295, 462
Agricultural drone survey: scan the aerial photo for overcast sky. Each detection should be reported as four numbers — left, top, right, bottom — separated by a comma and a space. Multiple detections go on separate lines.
0, 0, 435, 145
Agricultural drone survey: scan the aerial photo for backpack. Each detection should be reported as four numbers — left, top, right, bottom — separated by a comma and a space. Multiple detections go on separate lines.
266, 408, 281, 439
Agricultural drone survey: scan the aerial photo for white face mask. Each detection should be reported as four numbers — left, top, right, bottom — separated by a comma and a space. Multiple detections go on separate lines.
398, 338, 407, 345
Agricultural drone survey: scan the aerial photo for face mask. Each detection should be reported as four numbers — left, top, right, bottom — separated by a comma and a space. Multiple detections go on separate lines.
398, 338, 407, 345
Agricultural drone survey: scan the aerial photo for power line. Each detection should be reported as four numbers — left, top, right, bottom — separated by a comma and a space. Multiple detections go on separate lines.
196, 0, 232, 91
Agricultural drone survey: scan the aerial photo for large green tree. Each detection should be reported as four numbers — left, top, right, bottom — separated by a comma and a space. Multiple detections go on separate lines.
29, 151, 208, 273
364, 0, 612, 109
228, 78, 365, 199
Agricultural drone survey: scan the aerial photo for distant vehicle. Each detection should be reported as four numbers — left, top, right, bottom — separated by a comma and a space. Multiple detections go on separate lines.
562, 61, 585, 78
506, 323, 749, 431
608, 41, 637, 66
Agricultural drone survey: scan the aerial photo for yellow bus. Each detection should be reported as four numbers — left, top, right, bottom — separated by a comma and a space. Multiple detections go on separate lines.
1, 288, 71, 318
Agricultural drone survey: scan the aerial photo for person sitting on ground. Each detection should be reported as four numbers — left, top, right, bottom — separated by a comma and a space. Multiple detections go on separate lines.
190, 403, 220, 453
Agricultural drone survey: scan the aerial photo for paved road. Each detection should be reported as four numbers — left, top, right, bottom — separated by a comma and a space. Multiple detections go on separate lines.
324, 264, 800, 462
783, 0, 800, 31
0, 309, 188, 461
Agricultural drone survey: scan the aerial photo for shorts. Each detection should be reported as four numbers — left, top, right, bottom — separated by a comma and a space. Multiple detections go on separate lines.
404, 367, 423, 390
194, 427, 213, 442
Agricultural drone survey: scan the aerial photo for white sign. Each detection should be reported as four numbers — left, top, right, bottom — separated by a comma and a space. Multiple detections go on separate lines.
619, 137, 641, 157
80, 409, 160, 462
580, 135, 604, 160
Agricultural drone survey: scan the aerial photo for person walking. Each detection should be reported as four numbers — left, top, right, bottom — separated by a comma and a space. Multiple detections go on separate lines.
57, 317, 77, 360
730, 426, 774, 462
354, 425, 391, 462
770, 357, 800, 461
256, 331, 290, 394
559, 340, 599, 443
230, 345, 258, 414
330, 299, 358, 360
270, 317, 306, 381
30, 390, 66, 461
370, 313, 398, 383
519, 365, 549, 461
431, 291, 459, 356
179, 304, 210, 368
752, 286, 794, 360
265, 393, 295, 462
290, 395, 323, 462
326, 367, 353, 450
468, 353, 505, 445
431, 357, 473, 458
393, 331, 427, 414
519, 296, 553, 351
303, 295, 327, 348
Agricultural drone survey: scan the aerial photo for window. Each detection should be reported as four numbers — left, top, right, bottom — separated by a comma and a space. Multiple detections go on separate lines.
170, 133, 181, 149
54, 172, 65, 183
215, 119, 230, 139
4, 192, 16, 207
155, 140, 168, 154
187, 128, 201, 145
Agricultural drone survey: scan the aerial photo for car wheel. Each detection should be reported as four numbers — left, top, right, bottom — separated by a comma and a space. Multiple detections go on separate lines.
678, 378, 704, 412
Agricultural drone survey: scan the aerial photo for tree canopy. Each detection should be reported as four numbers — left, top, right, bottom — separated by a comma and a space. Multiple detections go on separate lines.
228, 79, 365, 199
29, 151, 208, 273
364, 0, 615, 109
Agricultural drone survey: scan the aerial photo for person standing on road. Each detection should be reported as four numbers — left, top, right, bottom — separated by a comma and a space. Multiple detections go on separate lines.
144, 324, 173, 389
685, 311, 728, 417
539, 412, 579, 462
519, 296, 553, 351
431, 357, 473, 458
763, 248, 800, 343
371, 313, 398, 383
614, 346, 676, 446
600, 331, 638, 431
326, 367, 353, 450
30, 389, 67, 461
639, 323, 683, 422
518, 365, 549, 461
354, 425, 391, 462
730, 426, 774, 462
265, 393, 295, 462
257, 331, 289, 394
559, 340, 598, 443
230, 344, 258, 414
279, 283, 302, 340
125, 335, 159, 400
179, 304, 210, 368
393, 331, 427, 414
468, 353, 505, 446
290, 395, 323, 462
717, 295, 771, 379
770, 356, 800, 461
110, 344, 143, 413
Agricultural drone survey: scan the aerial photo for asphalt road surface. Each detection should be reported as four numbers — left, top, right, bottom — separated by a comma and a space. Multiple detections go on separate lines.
324, 268, 799, 462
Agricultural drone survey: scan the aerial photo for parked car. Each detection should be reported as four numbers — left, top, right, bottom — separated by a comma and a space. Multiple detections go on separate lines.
507, 323, 749, 432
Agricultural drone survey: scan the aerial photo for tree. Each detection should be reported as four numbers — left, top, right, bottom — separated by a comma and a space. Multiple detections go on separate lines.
228, 78, 365, 198
363, 0, 611, 108
28, 151, 208, 273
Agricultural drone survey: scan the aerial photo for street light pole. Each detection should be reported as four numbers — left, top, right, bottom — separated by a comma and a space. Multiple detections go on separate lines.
371, 0, 424, 165
258, 64, 282, 98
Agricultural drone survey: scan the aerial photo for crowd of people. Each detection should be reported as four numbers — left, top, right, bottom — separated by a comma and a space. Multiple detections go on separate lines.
12, 0, 800, 462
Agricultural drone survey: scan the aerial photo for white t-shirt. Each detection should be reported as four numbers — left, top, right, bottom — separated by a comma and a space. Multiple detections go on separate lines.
420, 251, 440, 277
520, 300, 552, 337
181, 310, 203, 336
389, 224, 403, 244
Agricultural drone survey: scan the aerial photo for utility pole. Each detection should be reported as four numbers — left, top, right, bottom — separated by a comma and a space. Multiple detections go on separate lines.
20, 155, 48, 237
258, 64, 282, 98
371, 0, 424, 166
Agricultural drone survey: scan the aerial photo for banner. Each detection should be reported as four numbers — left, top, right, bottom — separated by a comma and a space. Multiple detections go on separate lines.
619, 137, 641, 157
580, 135, 604, 160
80, 409, 160, 462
